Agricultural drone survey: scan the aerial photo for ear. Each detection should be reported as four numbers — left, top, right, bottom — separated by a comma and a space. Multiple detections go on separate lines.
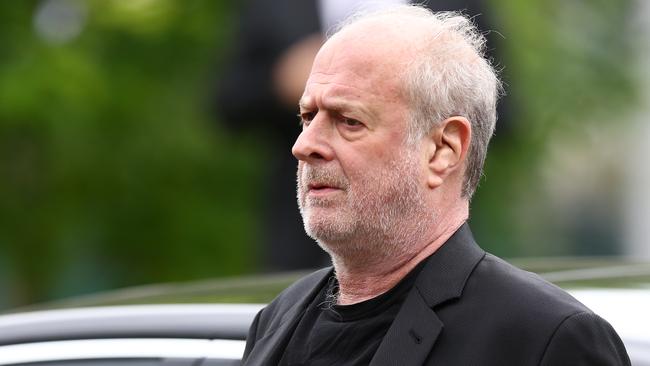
426, 116, 471, 189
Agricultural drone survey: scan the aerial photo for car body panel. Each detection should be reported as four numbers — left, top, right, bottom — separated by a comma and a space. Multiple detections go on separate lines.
0, 304, 263, 346
0, 338, 245, 365
569, 288, 650, 366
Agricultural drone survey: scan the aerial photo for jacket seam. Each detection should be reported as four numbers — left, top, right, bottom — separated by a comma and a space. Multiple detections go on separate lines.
537, 310, 590, 365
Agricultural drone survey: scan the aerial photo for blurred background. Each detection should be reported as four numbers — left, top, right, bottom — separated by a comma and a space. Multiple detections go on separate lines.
0, 0, 648, 311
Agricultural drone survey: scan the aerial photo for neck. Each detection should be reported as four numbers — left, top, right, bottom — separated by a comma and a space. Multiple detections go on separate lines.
331, 206, 468, 305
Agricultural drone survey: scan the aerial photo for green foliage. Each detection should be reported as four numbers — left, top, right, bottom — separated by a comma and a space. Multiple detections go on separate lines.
0, 0, 260, 308
0, 0, 639, 309
471, 0, 637, 256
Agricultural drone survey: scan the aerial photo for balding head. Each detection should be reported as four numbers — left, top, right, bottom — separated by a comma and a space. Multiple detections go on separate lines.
293, 5, 500, 266
329, 6, 502, 198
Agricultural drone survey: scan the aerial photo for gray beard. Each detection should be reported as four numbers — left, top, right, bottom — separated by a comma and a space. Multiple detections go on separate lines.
297, 148, 433, 265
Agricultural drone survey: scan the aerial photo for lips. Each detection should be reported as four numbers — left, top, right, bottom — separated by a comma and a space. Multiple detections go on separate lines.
308, 182, 337, 190
306, 182, 342, 196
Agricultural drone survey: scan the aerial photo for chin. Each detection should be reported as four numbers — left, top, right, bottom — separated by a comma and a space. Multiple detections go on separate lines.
303, 215, 356, 244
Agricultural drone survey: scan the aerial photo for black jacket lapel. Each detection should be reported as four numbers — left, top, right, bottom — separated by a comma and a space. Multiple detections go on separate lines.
371, 223, 485, 366
370, 289, 444, 366
242, 306, 305, 366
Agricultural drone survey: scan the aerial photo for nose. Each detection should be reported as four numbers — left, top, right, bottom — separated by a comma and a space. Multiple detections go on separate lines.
292, 115, 335, 163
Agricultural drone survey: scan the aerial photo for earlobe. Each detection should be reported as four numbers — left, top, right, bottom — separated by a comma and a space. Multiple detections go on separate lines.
426, 116, 471, 189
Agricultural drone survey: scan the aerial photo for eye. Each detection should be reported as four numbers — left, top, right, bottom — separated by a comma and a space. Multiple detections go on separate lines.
298, 111, 316, 126
342, 118, 362, 127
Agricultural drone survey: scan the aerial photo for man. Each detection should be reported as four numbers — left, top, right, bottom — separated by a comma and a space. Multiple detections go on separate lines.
242, 5, 630, 366
215, 0, 496, 272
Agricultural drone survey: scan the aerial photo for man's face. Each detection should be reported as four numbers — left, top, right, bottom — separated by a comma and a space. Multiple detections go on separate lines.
292, 28, 430, 255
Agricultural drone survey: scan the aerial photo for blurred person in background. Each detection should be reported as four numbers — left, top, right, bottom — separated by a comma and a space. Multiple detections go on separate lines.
241, 5, 629, 365
214, 0, 497, 272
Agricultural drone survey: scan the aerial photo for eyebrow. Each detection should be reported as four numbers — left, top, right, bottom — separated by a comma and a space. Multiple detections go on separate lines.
298, 98, 311, 110
298, 96, 370, 117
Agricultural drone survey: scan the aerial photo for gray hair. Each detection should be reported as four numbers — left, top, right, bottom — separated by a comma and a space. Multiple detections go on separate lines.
332, 6, 503, 199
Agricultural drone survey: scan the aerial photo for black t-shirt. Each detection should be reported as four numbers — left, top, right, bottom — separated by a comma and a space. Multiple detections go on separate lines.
278, 262, 425, 366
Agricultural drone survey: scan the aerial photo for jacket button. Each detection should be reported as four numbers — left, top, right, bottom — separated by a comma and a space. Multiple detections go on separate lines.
409, 329, 423, 344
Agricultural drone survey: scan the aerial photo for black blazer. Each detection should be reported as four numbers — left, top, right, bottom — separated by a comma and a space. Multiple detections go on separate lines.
242, 224, 630, 365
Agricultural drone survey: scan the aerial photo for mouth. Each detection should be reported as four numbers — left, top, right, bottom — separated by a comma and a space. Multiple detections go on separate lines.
307, 183, 341, 195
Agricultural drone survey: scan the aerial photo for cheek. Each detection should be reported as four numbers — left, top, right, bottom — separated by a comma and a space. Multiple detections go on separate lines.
334, 149, 366, 183
335, 118, 410, 180
340, 148, 399, 183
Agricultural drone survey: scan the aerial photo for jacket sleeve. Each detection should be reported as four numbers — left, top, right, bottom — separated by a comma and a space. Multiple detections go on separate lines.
241, 307, 264, 363
539, 311, 630, 366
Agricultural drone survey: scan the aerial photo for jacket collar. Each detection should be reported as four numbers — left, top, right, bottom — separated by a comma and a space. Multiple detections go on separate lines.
243, 267, 333, 366
414, 222, 485, 308
370, 222, 485, 366
245, 223, 485, 366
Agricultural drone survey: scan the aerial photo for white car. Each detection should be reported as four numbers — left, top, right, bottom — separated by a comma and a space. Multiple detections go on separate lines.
0, 261, 648, 365
0, 304, 262, 366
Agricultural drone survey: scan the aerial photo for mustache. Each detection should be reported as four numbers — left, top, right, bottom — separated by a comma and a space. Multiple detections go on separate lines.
299, 165, 349, 190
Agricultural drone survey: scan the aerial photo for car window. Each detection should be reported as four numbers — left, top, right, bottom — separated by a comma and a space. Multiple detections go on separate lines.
8, 359, 240, 366
9, 359, 165, 366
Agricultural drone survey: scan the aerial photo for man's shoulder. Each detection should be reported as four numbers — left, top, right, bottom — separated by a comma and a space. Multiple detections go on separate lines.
468, 253, 590, 315
452, 252, 594, 336
445, 253, 630, 364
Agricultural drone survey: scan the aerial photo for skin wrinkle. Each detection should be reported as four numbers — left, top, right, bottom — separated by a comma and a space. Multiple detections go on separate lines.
303, 79, 403, 106
300, 93, 378, 125
299, 84, 402, 141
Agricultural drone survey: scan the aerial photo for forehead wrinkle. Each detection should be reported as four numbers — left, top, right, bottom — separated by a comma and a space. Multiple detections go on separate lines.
305, 79, 399, 104
301, 83, 380, 120
309, 68, 368, 83
310, 80, 367, 96
323, 97, 370, 118
300, 94, 376, 123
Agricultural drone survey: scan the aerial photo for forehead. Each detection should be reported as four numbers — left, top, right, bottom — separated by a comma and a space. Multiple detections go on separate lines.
301, 29, 411, 109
